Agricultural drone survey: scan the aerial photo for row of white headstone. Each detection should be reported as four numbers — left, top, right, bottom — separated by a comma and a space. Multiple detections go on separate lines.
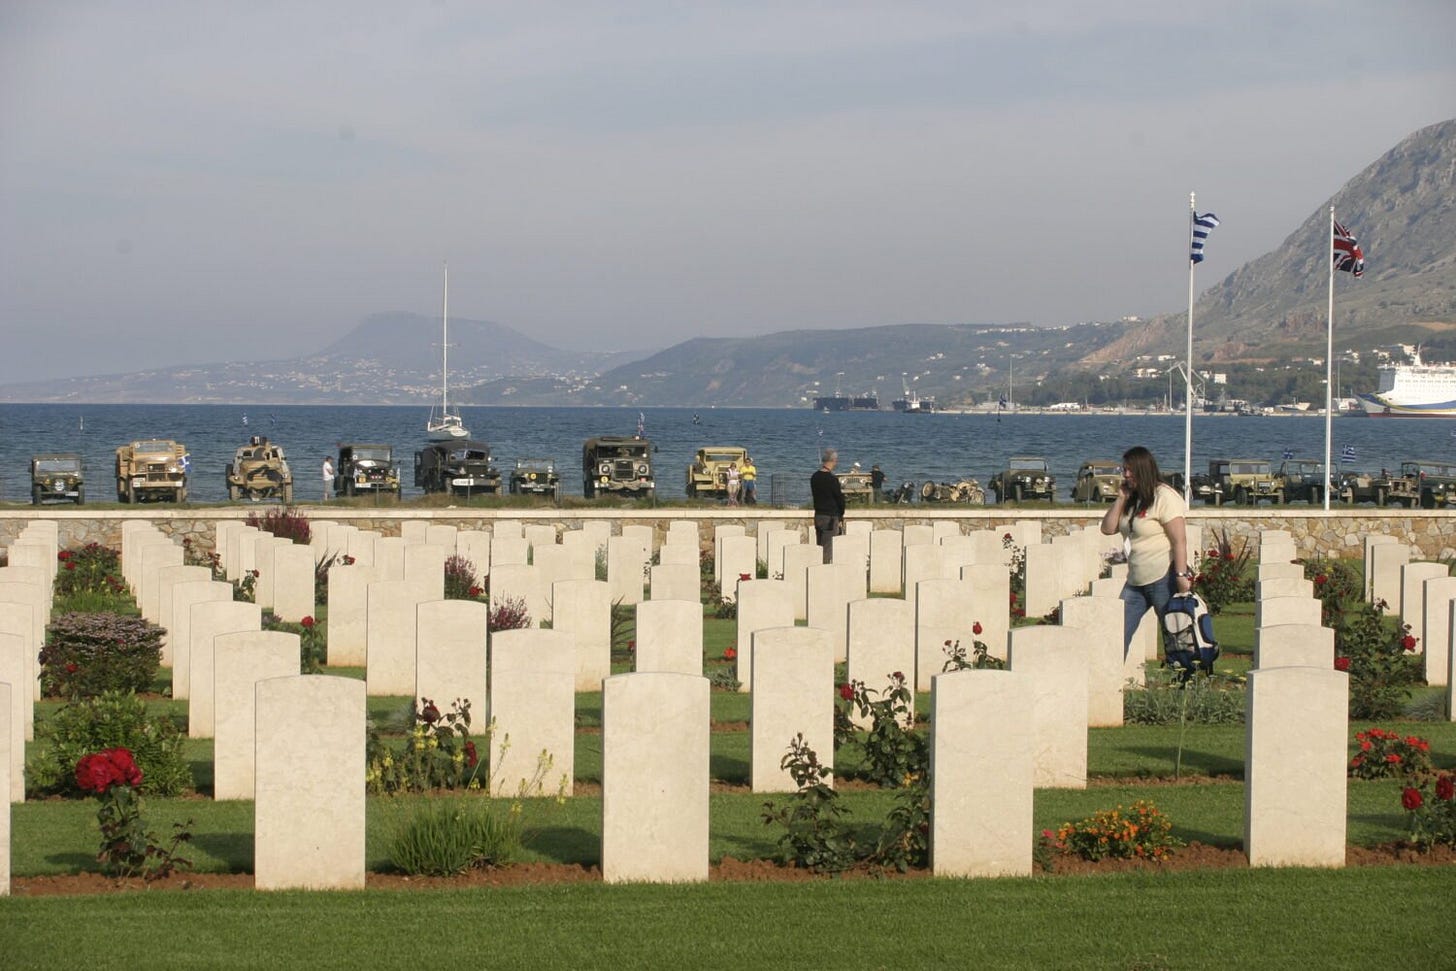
1, 519, 63, 894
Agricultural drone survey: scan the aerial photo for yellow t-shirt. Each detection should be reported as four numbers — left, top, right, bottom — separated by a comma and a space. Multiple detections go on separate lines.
1119, 483, 1187, 586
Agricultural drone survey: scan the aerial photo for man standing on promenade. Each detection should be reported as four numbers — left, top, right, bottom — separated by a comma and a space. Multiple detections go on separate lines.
741, 455, 758, 505
810, 448, 845, 561
321, 455, 335, 501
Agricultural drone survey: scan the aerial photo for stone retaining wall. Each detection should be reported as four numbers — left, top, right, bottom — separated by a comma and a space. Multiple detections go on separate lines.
2, 507, 1452, 561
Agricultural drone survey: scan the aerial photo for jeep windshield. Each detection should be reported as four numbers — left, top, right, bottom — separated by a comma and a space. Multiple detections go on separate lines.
1086, 465, 1120, 476
135, 441, 173, 453
599, 445, 649, 459
1009, 459, 1047, 472
350, 448, 392, 463
517, 459, 554, 471
448, 448, 490, 462
1229, 462, 1270, 475
36, 458, 81, 473
1408, 462, 1456, 479
702, 451, 742, 464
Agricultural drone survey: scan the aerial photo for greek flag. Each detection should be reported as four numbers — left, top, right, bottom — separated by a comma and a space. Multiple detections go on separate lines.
241, 413, 249, 426
1190, 212, 1220, 264
998, 393, 1008, 410
1282, 449, 1294, 460
180, 454, 191, 473
636, 412, 645, 438
1341, 444, 1356, 461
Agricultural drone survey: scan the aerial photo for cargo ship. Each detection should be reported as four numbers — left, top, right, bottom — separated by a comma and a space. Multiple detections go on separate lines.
1355, 348, 1456, 417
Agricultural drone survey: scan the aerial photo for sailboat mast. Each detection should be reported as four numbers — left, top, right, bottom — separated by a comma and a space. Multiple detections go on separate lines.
441, 261, 449, 415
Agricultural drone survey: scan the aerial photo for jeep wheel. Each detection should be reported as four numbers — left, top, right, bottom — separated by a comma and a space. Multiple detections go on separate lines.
344, 480, 355, 498
125, 484, 135, 504
176, 487, 187, 503
1421, 490, 1436, 510
282, 484, 293, 504
31, 485, 42, 506
1310, 487, 1322, 505
74, 487, 84, 505
1234, 486, 1249, 505
228, 485, 241, 501
1376, 488, 1388, 507
1012, 484, 1023, 503
583, 479, 595, 499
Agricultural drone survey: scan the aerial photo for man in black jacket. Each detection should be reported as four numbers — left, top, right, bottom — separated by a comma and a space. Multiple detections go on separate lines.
810, 448, 846, 561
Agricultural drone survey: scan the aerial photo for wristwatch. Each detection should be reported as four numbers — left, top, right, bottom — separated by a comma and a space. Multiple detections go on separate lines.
1178, 569, 1196, 580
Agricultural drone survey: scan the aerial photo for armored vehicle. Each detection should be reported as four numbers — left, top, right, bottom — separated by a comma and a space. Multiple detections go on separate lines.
225, 437, 293, 502
115, 440, 188, 503
1071, 461, 1123, 503
1382, 460, 1456, 508
1209, 458, 1281, 506
31, 453, 84, 505
836, 468, 876, 506
1186, 469, 1222, 505
415, 440, 501, 497
509, 458, 561, 498
919, 478, 986, 504
582, 436, 655, 499
686, 446, 749, 499
1274, 459, 1327, 505
335, 444, 400, 497
989, 456, 1056, 503
1337, 469, 1383, 505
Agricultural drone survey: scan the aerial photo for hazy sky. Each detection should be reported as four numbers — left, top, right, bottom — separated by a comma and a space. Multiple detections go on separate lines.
2, 1, 1454, 383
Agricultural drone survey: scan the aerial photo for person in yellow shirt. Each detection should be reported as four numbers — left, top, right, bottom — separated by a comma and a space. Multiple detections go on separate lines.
1100, 446, 1192, 661
740, 456, 758, 505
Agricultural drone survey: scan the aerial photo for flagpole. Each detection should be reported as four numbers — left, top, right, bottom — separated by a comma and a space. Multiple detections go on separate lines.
1184, 192, 1196, 504
1323, 205, 1335, 513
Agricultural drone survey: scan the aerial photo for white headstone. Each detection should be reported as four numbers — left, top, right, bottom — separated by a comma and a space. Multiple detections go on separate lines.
416, 599, 489, 731
601, 672, 709, 884
735, 580, 794, 691
902, 524, 934, 549
1022, 544, 1060, 619
169, 580, 233, 699
1401, 563, 1449, 644
1245, 666, 1347, 867
490, 564, 545, 629
607, 536, 648, 606
650, 563, 699, 603
0, 641, 24, 801
903, 544, 950, 601
524, 523, 558, 553
765, 529, 802, 581
1257, 562, 1305, 582
915, 578, 975, 692
372, 536, 407, 581
1007, 625, 1088, 789
1369, 543, 1410, 611
457, 530, 492, 578
780, 544, 823, 622
213, 631, 300, 800
1255, 577, 1314, 601
487, 629, 575, 797
960, 563, 1012, 669
1254, 624, 1335, 669
271, 543, 317, 623
365, 580, 433, 696
869, 530, 904, 594
325, 565, 380, 666
345, 528, 380, 568
718, 536, 757, 604
1422, 577, 1456, 686
188, 600, 262, 738
1362, 534, 1398, 601
750, 626, 833, 792
1254, 596, 1323, 631
806, 563, 862, 662
635, 600, 702, 676
846, 598, 915, 730
425, 524, 458, 551
157, 564, 210, 665
403, 544, 447, 601
930, 668, 1032, 877
1060, 595, 1125, 727
400, 521, 430, 545
255, 675, 365, 889
0, 681, 9, 889
494, 519, 524, 541
553, 579, 613, 691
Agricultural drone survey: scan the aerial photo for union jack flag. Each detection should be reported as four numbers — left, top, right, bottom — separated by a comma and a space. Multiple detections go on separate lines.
1333, 219, 1364, 277
1190, 212, 1219, 264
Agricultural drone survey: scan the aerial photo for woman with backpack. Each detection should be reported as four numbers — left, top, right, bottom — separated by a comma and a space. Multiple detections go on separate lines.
1100, 445, 1194, 658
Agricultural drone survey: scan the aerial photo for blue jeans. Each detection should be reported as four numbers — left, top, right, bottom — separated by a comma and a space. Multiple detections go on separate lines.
1120, 569, 1176, 660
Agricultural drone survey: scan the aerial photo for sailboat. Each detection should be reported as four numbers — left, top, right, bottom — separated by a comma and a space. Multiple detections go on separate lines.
426, 262, 470, 442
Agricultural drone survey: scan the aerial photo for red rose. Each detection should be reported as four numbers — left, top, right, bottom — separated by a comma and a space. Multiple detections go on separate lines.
1350, 755, 1363, 768
738, 573, 751, 582
1314, 574, 1328, 586
972, 622, 983, 636
468, 586, 483, 597
1359, 740, 1372, 752
1003, 533, 1012, 541
58, 550, 72, 561
75, 753, 121, 794
1401, 634, 1417, 651
627, 640, 636, 652
343, 555, 356, 565
65, 562, 76, 571
892, 671, 905, 682
1437, 776, 1454, 802
723, 646, 737, 661
103, 748, 142, 787
1386, 753, 1402, 764
301, 616, 316, 628
65, 662, 78, 674
839, 683, 855, 701
1334, 657, 1350, 672
420, 702, 440, 724
1402, 787, 1423, 811
464, 741, 479, 768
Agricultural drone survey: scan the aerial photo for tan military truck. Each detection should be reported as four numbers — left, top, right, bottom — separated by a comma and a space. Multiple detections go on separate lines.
225, 437, 294, 502
685, 446, 748, 499
1210, 458, 1282, 506
115, 439, 189, 503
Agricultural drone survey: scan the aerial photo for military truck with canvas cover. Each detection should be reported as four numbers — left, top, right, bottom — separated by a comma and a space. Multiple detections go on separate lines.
115, 440, 188, 503
582, 436, 655, 499
415, 441, 501, 496
335, 444, 400, 497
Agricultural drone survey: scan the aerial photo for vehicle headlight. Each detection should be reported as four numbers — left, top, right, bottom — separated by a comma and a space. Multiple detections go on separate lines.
600, 476, 609, 484
600, 463, 610, 474
53, 481, 65, 492
167, 465, 179, 473
528, 472, 537, 480
638, 464, 649, 475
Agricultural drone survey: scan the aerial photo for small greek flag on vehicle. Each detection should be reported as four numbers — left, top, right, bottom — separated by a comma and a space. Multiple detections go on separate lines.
181, 454, 191, 473
1341, 444, 1356, 461
1282, 449, 1294, 460
1190, 212, 1220, 264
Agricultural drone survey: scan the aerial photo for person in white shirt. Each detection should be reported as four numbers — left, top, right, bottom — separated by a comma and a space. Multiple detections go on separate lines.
1100, 446, 1192, 659
321, 456, 335, 501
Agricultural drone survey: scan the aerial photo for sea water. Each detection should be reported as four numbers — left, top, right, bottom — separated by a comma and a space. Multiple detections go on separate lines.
0, 403, 1448, 505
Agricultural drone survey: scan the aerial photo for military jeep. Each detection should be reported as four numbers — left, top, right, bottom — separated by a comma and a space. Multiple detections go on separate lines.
335, 444, 400, 498
582, 436, 655, 499
686, 446, 748, 499
989, 456, 1056, 503
1209, 458, 1282, 506
1337, 469, 1383, 505
225, 437, 293, 502
1383, 460, 1456, 509
415, 440, 501, 496
31, 453, 84, 505
836, 469, 876, 506
919, 479, 986, 504
1071, 461, 1122, 503
1274, 459, 1327, 505
509, 458, 561, 498
115, 440, 188, 503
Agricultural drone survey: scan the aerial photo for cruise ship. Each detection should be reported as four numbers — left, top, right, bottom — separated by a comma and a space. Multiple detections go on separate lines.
1356, 348, 1456, 418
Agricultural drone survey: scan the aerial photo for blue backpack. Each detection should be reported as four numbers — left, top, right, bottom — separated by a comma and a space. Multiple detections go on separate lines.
1162, 593, 1219, 678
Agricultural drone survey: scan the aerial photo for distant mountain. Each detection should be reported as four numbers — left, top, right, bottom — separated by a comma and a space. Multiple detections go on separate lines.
460, 321, 1133, 407
0, 314, 650, 404
1085, 118, 1456, 366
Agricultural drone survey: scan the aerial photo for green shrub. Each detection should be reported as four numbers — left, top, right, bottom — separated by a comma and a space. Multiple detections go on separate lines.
1123, 668, 1247, 725
387, 798, 522, 876
53, 544, 124, 598
245, 506, 312, 544
1333, 600, 1422, 720
29, 691, 190, 797
1192, 528, 1253, 614
40, 612, 162, 699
